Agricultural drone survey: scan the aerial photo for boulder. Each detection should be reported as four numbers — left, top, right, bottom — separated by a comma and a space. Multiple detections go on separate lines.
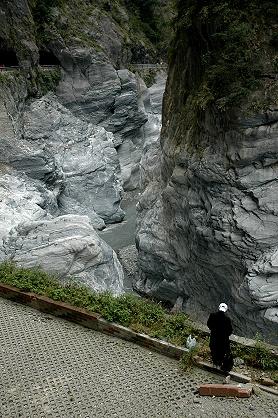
2, 214, 124, 294
0, 168, 57, 260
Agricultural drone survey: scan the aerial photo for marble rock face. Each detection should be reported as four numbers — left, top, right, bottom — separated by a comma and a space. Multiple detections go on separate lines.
0, 59, 165, 295
55, 48, 151, 190
2, 214, 124, 294
117, 73, 166, 191
0, 169, 124, 293
135, 108, 278, 342
0, 86, 126, 292
56, 51, 147, 139
3, 93, 124, 229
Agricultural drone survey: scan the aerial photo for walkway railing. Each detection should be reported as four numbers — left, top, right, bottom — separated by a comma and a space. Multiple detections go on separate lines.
129, 63, 167, 70
0, 65, 59, 71
0, 64, 166, 72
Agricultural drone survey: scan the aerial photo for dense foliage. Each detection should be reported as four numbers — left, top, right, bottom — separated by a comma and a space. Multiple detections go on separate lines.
173, 0, 278, 110
125, 0, 161, 43
33, 0, 65, 24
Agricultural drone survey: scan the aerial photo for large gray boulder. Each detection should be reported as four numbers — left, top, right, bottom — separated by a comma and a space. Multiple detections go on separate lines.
2, 214, 124, 294
0, 169, 57, 258
0, 169, 124, 294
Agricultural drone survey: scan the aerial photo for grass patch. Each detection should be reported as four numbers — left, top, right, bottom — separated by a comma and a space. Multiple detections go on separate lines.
0, 262, 192, 341
0, 262, 277, 374
231, 338, 278, 371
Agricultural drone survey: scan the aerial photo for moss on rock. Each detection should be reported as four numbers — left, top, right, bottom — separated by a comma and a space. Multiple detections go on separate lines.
171, 0, 278, 112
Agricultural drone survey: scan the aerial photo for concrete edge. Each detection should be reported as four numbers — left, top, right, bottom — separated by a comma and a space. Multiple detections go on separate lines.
196, 361, 252, 384
0, 283, 264, 386
256, 384, 278, 396
0, 283, 186, 360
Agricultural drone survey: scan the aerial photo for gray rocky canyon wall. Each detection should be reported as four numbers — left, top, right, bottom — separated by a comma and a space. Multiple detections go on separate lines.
135, 1, 278, 343
0, 0, 169, 292
0, 79, 126, 292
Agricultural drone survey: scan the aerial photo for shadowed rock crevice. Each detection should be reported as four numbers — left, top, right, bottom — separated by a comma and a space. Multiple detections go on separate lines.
0, 37, 18, 66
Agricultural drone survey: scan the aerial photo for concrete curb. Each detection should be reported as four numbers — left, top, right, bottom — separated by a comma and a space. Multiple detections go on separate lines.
0, 283, 270, 388
0, 283, 187, 360
196, 361, 252, 384
256, 384, 278, 396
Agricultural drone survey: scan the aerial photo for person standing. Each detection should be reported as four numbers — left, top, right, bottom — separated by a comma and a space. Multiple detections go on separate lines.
207, 303, 233, 374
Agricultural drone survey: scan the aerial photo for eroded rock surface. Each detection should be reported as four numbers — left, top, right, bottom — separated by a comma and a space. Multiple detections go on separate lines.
135, 5, 278, 342
0, 166, 124, 293
24, 93, 124, 226
2, 214, 124, 294
0, 77, 127, 291
136, 112, 278, 343
0, 0, 169, 294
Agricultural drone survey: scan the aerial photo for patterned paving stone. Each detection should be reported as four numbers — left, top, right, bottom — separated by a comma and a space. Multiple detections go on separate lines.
0, 297, 277, 418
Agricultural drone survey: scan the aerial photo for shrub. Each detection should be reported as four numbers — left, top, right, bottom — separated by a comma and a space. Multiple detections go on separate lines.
0, 262, 277, 373
231, 338, 278, 371
173, 0, 278, 110
36, 67, 61, 96
180, 346, 199, 370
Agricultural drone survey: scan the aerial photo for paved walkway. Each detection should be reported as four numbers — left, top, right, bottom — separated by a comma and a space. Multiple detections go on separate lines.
0, 298, 277, 418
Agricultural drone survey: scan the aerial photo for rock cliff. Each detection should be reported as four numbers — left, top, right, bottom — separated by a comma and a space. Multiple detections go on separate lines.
136, 0, 278, 342
0, 0, 170, 291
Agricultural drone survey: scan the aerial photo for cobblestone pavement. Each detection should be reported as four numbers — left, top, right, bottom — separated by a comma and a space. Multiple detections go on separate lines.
0, 298, 277, 418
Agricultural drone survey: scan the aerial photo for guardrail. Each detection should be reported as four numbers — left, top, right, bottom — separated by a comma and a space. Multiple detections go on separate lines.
0, 64, 166, 72
0, 65, 59, 71
129, 63, 167, 70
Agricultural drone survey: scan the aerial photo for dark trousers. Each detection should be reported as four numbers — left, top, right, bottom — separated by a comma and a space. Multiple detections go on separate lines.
210, 336, 233, 373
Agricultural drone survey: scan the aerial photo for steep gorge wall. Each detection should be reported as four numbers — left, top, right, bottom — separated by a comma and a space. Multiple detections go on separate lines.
0, 73, 125, 292
0, 0, 171, 291
136, 0, 278, 342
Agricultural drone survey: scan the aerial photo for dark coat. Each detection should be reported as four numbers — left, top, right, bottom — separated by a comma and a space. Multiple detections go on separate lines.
207, 311, 233, 368
207, 311, 233, 344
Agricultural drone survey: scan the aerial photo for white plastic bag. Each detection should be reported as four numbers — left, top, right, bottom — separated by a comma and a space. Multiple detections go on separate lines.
186, 334, 197, 350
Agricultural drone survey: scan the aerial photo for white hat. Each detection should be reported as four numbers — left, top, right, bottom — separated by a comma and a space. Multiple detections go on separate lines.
218, 303, 228, 312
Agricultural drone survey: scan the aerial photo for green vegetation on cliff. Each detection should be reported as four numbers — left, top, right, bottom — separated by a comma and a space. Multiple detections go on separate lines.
36, 67, 61, 96
31, 0, 174, 61
0, 67, 61, 99
1, 262, 277, 375
172, 0, 278, 111
124, 0, 174, 56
